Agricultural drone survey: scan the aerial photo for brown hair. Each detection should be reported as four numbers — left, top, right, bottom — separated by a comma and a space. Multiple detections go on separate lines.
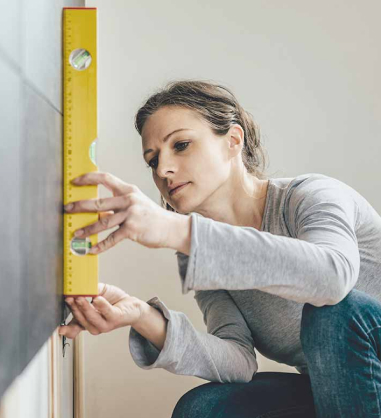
134, 79, 269, 212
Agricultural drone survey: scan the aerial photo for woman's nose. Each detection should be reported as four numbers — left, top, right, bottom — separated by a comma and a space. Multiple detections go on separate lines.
156, 159, 176, 178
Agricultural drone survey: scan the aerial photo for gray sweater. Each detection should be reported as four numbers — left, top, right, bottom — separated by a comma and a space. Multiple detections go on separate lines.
128, 173, 381, 383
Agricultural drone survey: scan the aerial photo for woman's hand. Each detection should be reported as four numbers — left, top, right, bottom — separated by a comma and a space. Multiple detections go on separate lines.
64, 172, 179, 254
58, 283, 143, 339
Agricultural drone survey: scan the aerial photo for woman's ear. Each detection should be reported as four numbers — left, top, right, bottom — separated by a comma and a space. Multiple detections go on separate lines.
227, 124, 244, 157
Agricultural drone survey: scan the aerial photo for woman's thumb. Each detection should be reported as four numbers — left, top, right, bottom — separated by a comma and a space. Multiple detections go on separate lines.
97, 283, 130, 305
92, 296, 114, 319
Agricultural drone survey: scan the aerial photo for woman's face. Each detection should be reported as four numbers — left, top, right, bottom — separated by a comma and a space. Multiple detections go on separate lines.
141, 106, 238, 215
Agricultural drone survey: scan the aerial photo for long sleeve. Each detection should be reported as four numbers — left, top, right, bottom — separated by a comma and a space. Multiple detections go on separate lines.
176, 175, 361, 307
128, 289, 258, 383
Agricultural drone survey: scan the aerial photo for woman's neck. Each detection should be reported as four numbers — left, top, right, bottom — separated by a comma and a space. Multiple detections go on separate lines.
196, 172, 270, 229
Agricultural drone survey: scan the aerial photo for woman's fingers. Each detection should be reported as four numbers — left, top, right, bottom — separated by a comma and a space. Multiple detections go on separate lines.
97, 282, 131, 305
65, 298, 106, 335
73, 210, 126, 239
72, 172, 134, 195
98, 282, 108, 296
92, 296, 116, 321
59, 317, 85, 339
64, 171, 173, 253
89, 227, 127, 254
75, 297, 111, 331
65, 194, 131, 214
60, 285, 135, 338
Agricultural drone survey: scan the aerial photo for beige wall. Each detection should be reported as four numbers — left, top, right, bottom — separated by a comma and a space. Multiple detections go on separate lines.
83, 1, 381, 417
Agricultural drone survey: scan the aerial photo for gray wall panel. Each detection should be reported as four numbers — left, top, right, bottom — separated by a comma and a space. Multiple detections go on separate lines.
0, 0, 85, 401
23, 0, 86, 113
0, 56, 23, 396
20, 82, 64, 367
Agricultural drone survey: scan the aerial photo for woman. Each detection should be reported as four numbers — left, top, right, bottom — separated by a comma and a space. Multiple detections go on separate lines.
59, 80, 381, 417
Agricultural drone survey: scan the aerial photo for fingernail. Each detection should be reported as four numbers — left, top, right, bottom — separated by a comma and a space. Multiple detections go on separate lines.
65, 203, 74, 212
71, 177, 81, 184
89, 246, 98, 254
74, 229, 84, 237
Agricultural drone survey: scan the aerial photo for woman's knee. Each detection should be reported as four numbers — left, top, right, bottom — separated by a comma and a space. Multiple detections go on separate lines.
300, 288, 380, 352
171, 382, 222, 418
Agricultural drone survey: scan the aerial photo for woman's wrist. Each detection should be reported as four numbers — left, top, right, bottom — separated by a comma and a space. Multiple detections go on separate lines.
131, 299, 168, 351
166, 213, 191, 255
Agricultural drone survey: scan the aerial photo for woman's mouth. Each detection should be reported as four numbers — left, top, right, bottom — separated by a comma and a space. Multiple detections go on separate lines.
169, 182, 190, 196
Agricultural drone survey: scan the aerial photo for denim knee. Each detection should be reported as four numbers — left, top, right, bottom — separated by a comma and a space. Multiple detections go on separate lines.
171, 383, 217, 418
300, 288, 380, 354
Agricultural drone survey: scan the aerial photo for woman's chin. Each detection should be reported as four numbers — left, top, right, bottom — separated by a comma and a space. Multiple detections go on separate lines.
169, 200, 193, 215
171, 204, 188, 215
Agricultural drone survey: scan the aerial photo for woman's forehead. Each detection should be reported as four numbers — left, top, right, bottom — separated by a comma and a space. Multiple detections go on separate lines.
142, 107, 206, 141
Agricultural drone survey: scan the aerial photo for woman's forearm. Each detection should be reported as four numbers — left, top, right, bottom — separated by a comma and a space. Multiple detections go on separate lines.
129, 214, 191, 351
131, 300, 168, 351
166, 213, 191, 255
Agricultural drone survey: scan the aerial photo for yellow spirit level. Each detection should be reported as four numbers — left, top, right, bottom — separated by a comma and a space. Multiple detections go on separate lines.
63, 7, 98, 296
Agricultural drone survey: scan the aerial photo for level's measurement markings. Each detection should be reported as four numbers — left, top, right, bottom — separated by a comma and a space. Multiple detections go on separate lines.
63, 8, 98, 295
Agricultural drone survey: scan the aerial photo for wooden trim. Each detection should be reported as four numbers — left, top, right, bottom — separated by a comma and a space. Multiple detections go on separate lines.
0, 399, 5, 418
48, 332, 54, 417
48, 329, 61, 418
0, 328, 77, 418
0, 329, 82, 418
74, 332, 84, 418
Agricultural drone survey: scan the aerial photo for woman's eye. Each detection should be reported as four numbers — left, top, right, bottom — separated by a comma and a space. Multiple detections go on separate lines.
175, 141, 190, 152
146, 141, 190, 169
147, 158, 158, 169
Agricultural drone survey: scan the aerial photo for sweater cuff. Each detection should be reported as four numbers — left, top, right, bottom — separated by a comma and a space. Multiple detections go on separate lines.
129, 296, 177, 369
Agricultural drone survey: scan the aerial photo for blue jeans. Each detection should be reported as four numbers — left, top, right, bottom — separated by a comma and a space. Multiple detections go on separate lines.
171, 289, 381, 418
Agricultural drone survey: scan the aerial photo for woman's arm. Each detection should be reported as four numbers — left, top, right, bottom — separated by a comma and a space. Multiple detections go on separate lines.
166, 212, 192, 256
176, 174, 361, 307
131, 301, 168, 351
129, 290, 258, 383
